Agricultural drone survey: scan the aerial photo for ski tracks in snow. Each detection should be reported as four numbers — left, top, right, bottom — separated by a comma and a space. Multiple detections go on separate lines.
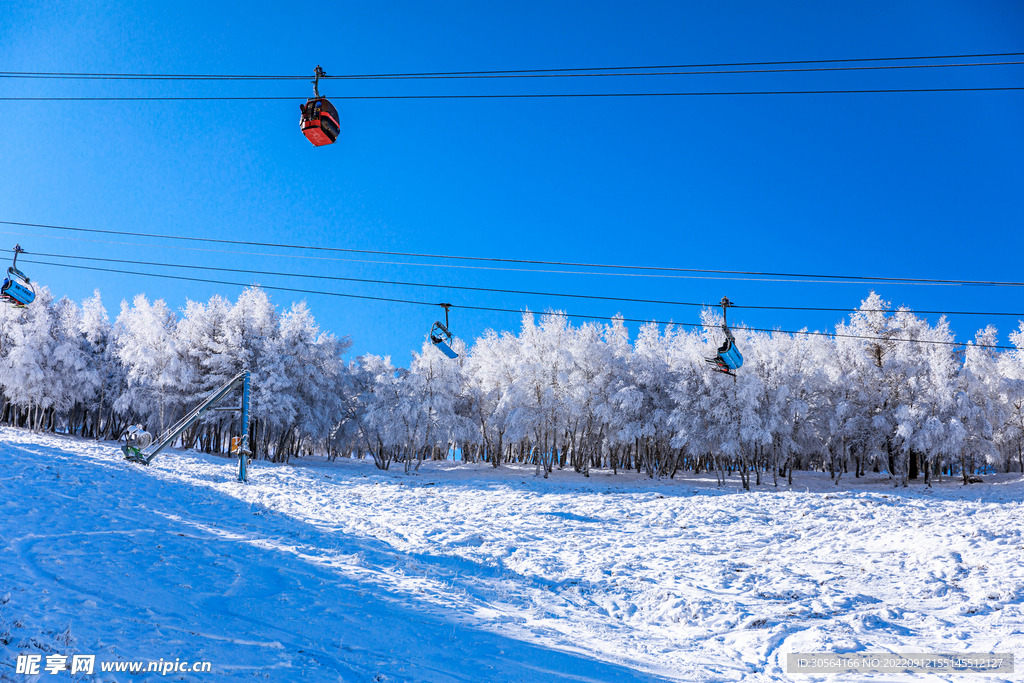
0, 430, 668, 682
2, 428, 1024, 681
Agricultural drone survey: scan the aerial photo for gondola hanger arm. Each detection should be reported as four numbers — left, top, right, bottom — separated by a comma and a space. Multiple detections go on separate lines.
313, 65, 326, 98
719, 295, 733, 327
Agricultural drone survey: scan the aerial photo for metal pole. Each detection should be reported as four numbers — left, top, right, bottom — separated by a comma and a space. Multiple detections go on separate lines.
141, 372, 246, 465
238, 371, 251, 483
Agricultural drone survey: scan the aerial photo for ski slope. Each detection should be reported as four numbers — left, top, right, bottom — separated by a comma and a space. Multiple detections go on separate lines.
1, 428, 1022, 682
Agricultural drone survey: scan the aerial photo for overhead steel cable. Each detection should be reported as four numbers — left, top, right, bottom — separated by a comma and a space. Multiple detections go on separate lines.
17, 256, 1015, 351
0, 228, 981, 286
319, 51, 1024, 77
17, 248, 1024, 319
5, 220, 1024, 288
315, 60, 1024, 79
3, 87, 1023, 102
2, 51, 1022, 80
4, 59, 1023, 81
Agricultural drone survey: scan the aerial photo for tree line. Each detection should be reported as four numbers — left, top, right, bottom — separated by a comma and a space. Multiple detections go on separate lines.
2, 287, 1022, 486
0, 287, 348, 462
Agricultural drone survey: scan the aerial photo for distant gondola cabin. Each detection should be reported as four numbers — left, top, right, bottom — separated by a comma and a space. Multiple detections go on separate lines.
300, 98, 340, 147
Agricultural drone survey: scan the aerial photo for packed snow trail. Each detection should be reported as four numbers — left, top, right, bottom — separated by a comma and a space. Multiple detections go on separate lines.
2, 428, 1023, 681
0, 430, 668, 682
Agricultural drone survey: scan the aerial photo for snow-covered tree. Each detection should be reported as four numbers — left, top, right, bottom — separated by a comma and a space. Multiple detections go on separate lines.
2, 284, 1020, 486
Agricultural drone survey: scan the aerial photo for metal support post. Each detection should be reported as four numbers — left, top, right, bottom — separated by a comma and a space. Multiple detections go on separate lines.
238, 371, 251, 483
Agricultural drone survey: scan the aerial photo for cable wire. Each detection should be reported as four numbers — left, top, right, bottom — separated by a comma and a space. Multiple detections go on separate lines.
324, 51, 1024, 77
2, 51, 1022, 80
5, 220, 1024, 288
0, 228, 985, 287
18, 248, 1024, 319
2, 87, 1022, 102
18, 256, 1015, 351
316, 60, 1024, 80
4, 60, 1023, 82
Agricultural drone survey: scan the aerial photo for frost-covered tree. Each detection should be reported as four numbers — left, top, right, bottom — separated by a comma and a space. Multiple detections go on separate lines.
999, 323, 1024, 473
2, 284, 1022, 485
79, 290, 128, 439
463, 329, 519, 466
114, 294, 184, 438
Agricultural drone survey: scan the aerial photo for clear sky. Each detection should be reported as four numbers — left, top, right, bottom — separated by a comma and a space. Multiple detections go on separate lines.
1, 1, 1021, 364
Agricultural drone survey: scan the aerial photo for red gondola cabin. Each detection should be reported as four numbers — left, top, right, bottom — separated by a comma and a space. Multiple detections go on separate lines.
300, 98, 340, 147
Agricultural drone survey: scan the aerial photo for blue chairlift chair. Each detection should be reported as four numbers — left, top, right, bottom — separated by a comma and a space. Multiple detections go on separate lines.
705, 296, 743, 377
430, 303, 459, 359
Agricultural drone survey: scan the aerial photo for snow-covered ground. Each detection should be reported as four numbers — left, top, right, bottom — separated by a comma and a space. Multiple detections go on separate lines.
2, 428, 1022, 682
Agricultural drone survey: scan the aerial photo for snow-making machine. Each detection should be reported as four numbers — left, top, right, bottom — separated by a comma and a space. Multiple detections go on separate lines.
123, 371, 253, 482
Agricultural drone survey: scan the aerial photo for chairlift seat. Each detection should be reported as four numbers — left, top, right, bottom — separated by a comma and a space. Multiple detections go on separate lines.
1, 267, 34, 307
718, 339, 743, 371
705, 325, 743, 374
430, 321, 459, 359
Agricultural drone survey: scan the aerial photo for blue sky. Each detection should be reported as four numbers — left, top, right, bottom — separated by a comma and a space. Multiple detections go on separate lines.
1, 1, 1021, 363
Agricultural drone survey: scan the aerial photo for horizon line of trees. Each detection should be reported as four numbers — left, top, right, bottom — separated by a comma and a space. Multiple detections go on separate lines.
1, 287, 1023, 487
